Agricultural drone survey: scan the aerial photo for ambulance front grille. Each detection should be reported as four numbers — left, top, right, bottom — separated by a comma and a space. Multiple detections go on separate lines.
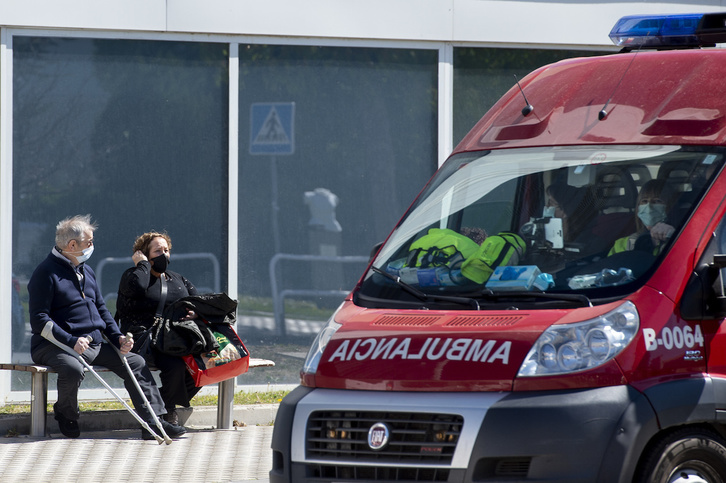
306, 410, 463, 467
305, 463, 451, 481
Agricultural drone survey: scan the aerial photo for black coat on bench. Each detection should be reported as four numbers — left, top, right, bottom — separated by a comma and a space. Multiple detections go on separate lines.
151, 293, 238, 357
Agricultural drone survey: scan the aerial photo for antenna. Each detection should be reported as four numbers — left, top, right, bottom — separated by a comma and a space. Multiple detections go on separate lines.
513, 75, 534, 116
599, 44, 642, 121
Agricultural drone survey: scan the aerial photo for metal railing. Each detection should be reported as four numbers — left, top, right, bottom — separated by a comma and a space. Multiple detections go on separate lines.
268, 253, 369, 337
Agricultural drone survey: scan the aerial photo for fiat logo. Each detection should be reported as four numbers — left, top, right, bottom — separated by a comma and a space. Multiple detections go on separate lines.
368, 422, 390, 451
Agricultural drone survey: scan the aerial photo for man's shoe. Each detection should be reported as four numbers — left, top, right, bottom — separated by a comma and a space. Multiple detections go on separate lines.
163, 409, 179, 426
53, 405, 80, 438
141, 419, 187, 440
162, 420, 187, 438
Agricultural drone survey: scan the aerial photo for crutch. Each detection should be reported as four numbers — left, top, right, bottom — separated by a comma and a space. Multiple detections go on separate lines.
103, 332, 172, 444
40, 321, 166, 444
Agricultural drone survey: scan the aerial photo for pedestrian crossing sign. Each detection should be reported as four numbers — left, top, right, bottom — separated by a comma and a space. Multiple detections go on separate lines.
249, 102, 295, 155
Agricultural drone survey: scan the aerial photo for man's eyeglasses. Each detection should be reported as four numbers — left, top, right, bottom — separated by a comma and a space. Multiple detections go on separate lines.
73, 238, 94, 248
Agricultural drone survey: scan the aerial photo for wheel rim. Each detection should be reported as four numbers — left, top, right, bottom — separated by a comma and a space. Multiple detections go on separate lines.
667, 465, 720, 483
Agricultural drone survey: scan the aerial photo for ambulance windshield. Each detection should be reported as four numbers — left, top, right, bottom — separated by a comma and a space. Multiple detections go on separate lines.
358, 145, 725, 308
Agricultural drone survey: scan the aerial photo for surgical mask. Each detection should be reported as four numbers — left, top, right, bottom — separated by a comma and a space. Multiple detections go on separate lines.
638, 202, 667, 228
542, 206, 556, 218
75, 245, 94, 264
151, 254, 170, 273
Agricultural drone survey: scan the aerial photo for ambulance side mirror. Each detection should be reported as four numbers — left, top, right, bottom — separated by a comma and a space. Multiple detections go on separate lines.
707, 254, 726, 319
713, 254, 726, 269
712, 254, 726, 313
369, 242, 384, 262
680, 254, 726, 320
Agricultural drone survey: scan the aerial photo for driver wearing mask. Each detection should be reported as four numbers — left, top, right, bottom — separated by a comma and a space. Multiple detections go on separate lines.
609, 179, 676, 256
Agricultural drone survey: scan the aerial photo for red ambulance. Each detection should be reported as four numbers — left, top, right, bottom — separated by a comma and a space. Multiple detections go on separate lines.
271, 13, 726, 483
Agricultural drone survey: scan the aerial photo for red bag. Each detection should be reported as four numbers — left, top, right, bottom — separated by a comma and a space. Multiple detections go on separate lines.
183, 323, 250, 387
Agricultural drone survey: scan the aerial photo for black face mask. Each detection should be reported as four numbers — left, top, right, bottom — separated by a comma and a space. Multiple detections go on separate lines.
150, 254, 170, 273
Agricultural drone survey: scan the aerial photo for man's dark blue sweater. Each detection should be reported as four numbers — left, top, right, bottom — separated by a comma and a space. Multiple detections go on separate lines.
28, 250, 123, 353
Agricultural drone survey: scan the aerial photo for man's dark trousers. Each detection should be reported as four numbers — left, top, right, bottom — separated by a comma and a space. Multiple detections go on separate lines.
32, 340, 164, 421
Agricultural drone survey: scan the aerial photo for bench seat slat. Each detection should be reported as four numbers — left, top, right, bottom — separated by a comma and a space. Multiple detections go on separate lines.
3, 357, 274, 373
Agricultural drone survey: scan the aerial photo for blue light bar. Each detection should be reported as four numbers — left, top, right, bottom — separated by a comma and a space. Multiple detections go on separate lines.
609, 12, 726, 50
609, 13, 704, 48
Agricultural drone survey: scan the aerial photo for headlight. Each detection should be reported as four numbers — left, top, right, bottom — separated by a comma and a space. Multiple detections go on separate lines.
518, 301, 639, 376
302, 316, 342, 375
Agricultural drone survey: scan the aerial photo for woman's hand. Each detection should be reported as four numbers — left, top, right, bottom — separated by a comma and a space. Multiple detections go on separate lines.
132, 250, 148, 266
650, 222, 675, 243
181, 309, 197, 321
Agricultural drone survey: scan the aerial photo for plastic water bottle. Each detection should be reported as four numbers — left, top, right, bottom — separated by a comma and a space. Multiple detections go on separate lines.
569, 267, 635, 289
595, 267, 634, 287
568, 274, 597, 289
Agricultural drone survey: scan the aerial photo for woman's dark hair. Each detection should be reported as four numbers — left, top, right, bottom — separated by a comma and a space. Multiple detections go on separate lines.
547, 182, 599, 242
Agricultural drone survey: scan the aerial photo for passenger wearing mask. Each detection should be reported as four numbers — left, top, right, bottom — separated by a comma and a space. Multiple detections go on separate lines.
608, 179, 676, 256
116, 232, 200, 426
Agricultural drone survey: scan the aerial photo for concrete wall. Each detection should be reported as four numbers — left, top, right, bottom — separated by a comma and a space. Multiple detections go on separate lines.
1, 0, 724, 47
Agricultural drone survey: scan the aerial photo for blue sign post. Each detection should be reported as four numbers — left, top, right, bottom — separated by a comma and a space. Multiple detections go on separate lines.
249, 102, 296, 259
249, 102, 295, 155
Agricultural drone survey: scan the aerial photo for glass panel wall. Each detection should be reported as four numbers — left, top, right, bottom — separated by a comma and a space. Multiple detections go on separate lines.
12, 37, 228, 388
237, 46, 438, 385
6, 38, 610, 394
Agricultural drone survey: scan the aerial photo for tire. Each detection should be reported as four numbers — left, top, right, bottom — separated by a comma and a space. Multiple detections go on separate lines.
636, 428, 726, 483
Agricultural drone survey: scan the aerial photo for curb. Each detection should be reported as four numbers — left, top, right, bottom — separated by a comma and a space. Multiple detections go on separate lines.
0, 403, 280, 435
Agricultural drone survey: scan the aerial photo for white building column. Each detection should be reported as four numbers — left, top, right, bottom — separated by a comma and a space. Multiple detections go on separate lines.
218, 42, 240, 429
0, 28, 15, 400
438, 42, 454, 167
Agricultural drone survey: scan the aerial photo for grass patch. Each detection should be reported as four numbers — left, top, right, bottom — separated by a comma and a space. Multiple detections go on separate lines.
0, 389, 290, 416
191, 388, 290, 406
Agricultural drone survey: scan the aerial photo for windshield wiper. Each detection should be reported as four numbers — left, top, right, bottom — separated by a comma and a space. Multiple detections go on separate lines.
370, 266, 481, 309
472, 289, 592, 307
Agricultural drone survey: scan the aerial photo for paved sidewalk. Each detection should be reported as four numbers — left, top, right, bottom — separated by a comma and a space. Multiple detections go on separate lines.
0, 425, 273, 483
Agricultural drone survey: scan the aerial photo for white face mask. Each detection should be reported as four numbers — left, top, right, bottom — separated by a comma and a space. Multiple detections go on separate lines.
542, 206, 556, 218
638, 202, 667, 228
74, 245, 94, 263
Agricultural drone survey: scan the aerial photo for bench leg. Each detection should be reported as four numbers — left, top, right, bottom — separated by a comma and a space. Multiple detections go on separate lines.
217, 378, 234, 429
30, 372, 48, 437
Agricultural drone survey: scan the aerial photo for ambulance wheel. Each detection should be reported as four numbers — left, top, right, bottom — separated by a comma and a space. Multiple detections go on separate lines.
637, 428, 726, 483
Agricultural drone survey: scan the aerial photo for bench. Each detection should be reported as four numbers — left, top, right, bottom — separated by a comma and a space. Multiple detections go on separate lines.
0, 357, 275, 437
